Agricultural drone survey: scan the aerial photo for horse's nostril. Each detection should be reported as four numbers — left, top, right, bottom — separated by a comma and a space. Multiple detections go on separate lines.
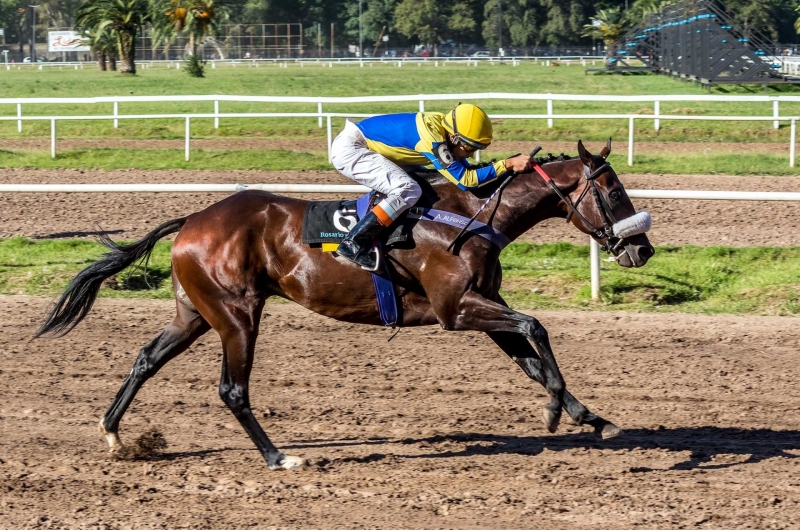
638, 246, 655, 260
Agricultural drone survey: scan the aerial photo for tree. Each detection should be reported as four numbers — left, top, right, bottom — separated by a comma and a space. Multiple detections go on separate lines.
151, 0, 229, 76
0, 1, 29, 54
84, 26, 118, 70
394, 0, 478, 54
581, 6, 624, 56
75, 0, 151, 74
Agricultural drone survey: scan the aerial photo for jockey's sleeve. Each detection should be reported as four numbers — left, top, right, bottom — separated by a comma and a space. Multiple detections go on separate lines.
422, 146, 507, 190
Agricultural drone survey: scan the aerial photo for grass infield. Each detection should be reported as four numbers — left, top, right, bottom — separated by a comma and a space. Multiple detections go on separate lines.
3, 237, 798, 316
1, 148, 799, 176
1, 66, 800, 175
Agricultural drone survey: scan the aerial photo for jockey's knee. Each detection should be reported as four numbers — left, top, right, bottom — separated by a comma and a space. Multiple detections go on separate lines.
389, 180, 421, 211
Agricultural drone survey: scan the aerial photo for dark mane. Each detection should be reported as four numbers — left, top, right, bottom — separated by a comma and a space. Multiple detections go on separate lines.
536, 152, 574, 165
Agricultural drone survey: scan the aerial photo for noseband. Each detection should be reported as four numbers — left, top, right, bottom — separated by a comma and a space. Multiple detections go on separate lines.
531, 161, 626, 254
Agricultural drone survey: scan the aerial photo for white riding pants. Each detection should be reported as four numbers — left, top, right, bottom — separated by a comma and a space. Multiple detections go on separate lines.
330, 120, 422, 221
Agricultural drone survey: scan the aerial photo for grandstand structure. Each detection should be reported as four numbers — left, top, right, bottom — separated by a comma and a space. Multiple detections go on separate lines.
605, 0, 800, 85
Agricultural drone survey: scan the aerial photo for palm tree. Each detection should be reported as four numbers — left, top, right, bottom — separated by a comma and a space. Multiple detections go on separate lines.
151, 0, 229, 57
75, 0, 151, 74
84, 27, 118, 71
581, 7, 625, 58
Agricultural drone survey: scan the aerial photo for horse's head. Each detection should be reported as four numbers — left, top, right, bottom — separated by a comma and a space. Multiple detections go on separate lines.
564, 140, 654, 268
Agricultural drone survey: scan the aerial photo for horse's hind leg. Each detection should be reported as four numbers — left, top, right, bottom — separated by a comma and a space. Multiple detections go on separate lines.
212, 298, 303, 470
487, 331, 621, 439
99, 301, 210, 451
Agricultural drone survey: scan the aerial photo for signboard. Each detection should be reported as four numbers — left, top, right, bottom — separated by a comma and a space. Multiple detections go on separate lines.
48, 31, 90, 52
0, 29, 5, 36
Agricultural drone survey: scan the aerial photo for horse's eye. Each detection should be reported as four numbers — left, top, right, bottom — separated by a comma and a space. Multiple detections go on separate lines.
609, 190, 621, 203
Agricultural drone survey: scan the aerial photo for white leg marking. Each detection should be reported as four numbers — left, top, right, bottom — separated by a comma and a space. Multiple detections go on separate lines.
280, 455, 305, 470
98, 419, 123, 452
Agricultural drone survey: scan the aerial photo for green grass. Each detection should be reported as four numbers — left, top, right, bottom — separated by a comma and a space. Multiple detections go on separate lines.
0, 237, 175, 300
500, 243, 800, 315
1, 147, 797, 175
2, 65, 800, 145
3, 237, 799, 316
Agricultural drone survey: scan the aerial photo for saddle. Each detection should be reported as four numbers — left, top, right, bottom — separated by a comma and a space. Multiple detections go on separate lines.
301, 181, 512, 328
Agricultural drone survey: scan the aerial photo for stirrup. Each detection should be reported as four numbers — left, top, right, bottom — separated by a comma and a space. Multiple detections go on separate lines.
360, 247, 381, 272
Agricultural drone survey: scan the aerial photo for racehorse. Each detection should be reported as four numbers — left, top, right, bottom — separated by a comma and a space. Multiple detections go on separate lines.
37, 140, 654, 470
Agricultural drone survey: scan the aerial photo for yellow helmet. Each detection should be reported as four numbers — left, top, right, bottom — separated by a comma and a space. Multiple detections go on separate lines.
442, 103, 493, 149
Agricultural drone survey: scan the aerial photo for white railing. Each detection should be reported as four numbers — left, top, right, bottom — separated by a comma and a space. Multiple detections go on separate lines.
2, 183, 798, 300
2, 56, 607, 72
3, 92, 800, 165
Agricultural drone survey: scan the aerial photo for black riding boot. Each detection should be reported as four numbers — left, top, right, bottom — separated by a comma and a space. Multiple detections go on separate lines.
337, 211, 386, 271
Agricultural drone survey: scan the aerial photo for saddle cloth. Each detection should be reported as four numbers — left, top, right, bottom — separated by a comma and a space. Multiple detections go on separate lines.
301, 196, 408, 250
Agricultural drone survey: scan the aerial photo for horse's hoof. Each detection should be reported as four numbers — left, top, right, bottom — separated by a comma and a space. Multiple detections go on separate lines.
277, 455, 305, 470
98, 420, 123, 453
594, 422, 622, 439
542, 407, 561, 433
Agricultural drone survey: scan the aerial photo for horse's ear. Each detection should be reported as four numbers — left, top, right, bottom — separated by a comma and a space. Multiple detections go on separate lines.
577, 140, 592, 167
599, 138, 611, 160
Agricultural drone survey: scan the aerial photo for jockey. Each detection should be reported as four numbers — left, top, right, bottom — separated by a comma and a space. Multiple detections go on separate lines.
330, 103, 532, 270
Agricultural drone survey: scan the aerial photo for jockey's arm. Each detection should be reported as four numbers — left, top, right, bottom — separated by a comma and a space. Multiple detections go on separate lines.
424, 147, 532, 190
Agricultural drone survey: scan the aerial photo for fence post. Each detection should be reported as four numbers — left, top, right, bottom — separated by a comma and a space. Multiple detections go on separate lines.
185, 117, 191, 162
590, 237, 601, 300
654, 100, 660, 131
214, 100, 219, 129
327, 115, 333, 162
50, 119, 56, 159
475, 150, 481, 162
547, 97, 553, 128
791, 119, 796, 168
774, 100, 780, 130
419, 99, 424, 113
628, 117, 634, 166
113, 101, 119, 129
318, 102, 323, 128
17, 103, 22, 133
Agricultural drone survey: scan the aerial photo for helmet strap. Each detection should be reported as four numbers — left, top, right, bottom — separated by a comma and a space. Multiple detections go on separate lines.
451, 102, 461, 144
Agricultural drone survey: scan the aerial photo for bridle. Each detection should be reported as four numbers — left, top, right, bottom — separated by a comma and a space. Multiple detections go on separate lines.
531, 159, 626, 254
446, 146, 630, 255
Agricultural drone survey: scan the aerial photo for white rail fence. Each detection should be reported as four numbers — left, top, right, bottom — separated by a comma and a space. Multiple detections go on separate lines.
2, 183, 798, 300
2, 56, 608, 72
3, 93, 800, 166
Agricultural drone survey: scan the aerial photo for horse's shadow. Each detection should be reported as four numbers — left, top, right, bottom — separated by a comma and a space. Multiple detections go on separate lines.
282, 426, 800, 472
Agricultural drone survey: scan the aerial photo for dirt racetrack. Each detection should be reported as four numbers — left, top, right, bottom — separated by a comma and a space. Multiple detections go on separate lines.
1, 169, 800, 246
2, 296, 800, 529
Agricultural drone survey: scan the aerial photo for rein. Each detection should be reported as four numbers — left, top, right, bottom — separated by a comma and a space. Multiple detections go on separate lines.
446, 146, 628, 255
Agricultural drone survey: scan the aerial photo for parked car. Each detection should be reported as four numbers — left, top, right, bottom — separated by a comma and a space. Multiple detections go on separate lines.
470, 51, 491, 58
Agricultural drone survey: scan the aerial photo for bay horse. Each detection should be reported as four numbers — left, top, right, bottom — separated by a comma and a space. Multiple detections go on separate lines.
37, 140, 654, 470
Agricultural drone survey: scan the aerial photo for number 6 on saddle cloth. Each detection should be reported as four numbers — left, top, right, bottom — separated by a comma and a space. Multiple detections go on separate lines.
301, 191, 512, 328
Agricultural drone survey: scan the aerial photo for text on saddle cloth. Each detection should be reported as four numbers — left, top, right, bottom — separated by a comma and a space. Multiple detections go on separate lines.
301, 197, 408, 249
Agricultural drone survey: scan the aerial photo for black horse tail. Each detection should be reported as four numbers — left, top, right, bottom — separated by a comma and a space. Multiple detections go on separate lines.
36, 217, 188, 338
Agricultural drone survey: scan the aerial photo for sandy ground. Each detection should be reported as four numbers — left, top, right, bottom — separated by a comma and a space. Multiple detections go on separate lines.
1, 169, 799, 246
1, 295, 799, 529
0, 138, 796, 156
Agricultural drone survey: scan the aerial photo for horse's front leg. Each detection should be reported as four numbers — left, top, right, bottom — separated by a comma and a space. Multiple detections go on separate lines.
432, 290, 567, 433
487, 330, 621, 439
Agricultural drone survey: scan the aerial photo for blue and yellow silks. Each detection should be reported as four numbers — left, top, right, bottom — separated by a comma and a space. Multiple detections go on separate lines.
354, 112, 506, 190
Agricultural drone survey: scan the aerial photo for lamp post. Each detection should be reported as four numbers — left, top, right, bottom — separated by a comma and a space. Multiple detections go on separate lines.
358, 0, 363, 65
29, 5, 39, 64
498, 0, 503, 63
